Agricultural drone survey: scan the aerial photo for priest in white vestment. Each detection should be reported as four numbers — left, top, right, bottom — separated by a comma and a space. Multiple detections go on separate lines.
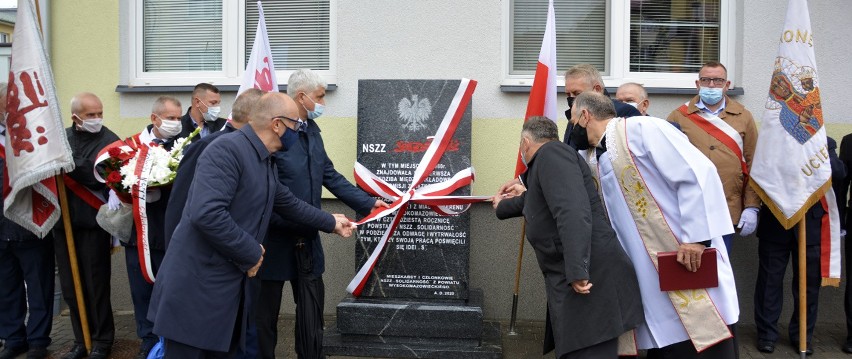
568, 92, 739, 358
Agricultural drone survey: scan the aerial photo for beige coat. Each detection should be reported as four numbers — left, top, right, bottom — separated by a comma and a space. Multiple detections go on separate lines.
667, 95, 761, 226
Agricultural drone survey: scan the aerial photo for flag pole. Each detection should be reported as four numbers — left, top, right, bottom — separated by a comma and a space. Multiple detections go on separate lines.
56, 175, 93, 352
798, 217, 807, 358
508, 220, 526, 335
31, 0, 93, 353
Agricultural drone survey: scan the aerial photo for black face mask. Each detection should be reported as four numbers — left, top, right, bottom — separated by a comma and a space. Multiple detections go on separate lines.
569, 121, 591, 150
566, 96, 575, 109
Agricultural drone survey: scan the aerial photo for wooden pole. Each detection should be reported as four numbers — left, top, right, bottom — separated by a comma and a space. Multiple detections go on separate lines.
798, 217, 807, 358
56, 175, 93, 352
508, 220, 526, 335
30, 0, 93, 353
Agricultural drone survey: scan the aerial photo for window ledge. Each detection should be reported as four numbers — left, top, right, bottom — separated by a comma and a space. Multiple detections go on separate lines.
115, 84, 338, 93
500, 85, 744, 96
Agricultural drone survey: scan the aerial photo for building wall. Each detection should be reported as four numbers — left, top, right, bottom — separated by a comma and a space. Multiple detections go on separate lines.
50, 1, 852, 322
0, 22, 13, 41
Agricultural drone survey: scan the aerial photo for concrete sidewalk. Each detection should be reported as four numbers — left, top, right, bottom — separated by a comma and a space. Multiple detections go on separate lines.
14, 311, 849, 358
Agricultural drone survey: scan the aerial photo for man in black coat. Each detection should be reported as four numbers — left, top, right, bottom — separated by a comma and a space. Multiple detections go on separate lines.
0, 86, 55, 359
148, 92, 354, 358
493, 116, 644, 358
178, 83, 227, 139
52, 93, 119, 359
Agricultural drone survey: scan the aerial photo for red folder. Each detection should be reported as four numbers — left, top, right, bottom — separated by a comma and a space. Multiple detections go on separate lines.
658, 248, 718, 291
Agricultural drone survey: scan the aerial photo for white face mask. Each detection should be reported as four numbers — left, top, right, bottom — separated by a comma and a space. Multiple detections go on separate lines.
155, 116, 182, 139
79, 118, 104, 133
625, 102, 639, 109
198, 99, 221, 122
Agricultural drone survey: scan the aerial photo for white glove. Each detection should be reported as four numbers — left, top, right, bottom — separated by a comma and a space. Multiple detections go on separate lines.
737, 207, 759, 236
107, 189, 121, 211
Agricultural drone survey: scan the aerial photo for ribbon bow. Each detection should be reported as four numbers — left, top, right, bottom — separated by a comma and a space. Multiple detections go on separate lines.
347, 78, 492, 296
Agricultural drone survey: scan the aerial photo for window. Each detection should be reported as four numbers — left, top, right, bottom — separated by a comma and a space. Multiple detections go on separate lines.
126, 0, 335, 88
505, 0, 736, 89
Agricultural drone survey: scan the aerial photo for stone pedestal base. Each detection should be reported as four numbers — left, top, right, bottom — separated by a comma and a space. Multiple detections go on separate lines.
323, 289, 502, 358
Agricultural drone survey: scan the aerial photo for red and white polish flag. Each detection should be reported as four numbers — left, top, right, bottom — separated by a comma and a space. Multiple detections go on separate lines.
3, 0, 74, 238
515, 0, 558, 177
238, 1, 279, 95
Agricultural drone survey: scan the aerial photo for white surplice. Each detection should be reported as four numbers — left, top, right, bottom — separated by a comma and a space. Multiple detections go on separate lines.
596, 116, 739, 349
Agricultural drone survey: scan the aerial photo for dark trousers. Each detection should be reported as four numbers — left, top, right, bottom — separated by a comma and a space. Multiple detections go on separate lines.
164, 284, 244, 359
125, 246, 165, 348
0, 238, 55, 349
53, 227, 114, 347
754, 237, 820, 344
645, 326, 737, 359
722, 233, 734, 258
558, 337, 618, 359
236, 277, 260, 359
257, 276, 325, 359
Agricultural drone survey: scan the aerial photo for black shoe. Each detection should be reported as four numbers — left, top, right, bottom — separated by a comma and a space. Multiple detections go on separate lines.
61, 344, 86, 359
26, 347, 48, 359
844, 341, 852, 354
757, 340, 775, 353
88, 345, 111, 359
0, 345, 28, 359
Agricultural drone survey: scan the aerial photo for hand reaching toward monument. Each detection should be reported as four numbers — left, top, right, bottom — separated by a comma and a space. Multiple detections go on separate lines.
498, 178, 522, 196
333, 214, 355, 237
373, 200, 391, 210
247, 244, 265, 277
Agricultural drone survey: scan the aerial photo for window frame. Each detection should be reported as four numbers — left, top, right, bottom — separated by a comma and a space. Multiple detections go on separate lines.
125, 0, 337, 88
502, 0, 737, 90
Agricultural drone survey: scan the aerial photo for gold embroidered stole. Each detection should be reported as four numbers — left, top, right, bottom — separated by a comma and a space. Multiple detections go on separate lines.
609, 118, 731, 352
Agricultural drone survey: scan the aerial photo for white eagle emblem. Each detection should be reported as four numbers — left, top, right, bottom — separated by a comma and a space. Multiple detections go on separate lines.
397, 95, 432, 132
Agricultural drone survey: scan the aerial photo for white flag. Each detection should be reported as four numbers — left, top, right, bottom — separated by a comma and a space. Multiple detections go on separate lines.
3, 0, 74, 237
750, 0, 840, 284
238, 1, 279, 95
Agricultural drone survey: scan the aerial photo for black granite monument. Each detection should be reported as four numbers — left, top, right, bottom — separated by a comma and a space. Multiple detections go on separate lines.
323, 80, 501, 358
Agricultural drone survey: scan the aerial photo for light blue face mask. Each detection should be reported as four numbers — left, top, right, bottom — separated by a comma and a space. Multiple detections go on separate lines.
699, 87, 724, 105
301, 93, 325, 119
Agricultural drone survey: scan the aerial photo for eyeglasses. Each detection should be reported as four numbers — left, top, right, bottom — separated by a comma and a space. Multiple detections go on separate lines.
698, 77, 727, 86
272, 116, 307, 132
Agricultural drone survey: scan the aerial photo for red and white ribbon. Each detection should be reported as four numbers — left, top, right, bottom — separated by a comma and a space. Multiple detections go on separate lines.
131, 145, 156, 284
347, 78, 492, 296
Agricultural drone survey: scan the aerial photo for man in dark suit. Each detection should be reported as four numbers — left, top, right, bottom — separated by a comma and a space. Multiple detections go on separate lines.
179, 83, 227, 139
562, 64, 641, 148
754, 136, 844, 355
256, 69, 386, 359
493, 117, 644, 358
148, 92, 354, 358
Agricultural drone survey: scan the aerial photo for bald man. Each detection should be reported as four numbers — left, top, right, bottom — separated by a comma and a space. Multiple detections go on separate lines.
52, 93, 119, 359
148, 93, 355, 358
615, 82, 650, 116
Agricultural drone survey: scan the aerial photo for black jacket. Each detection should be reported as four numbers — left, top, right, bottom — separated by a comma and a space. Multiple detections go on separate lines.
496, 141, 643, 356
63, 126, 120, 229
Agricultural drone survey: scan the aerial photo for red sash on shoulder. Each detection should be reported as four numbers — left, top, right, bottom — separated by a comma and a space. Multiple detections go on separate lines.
678, 104, 748, 176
